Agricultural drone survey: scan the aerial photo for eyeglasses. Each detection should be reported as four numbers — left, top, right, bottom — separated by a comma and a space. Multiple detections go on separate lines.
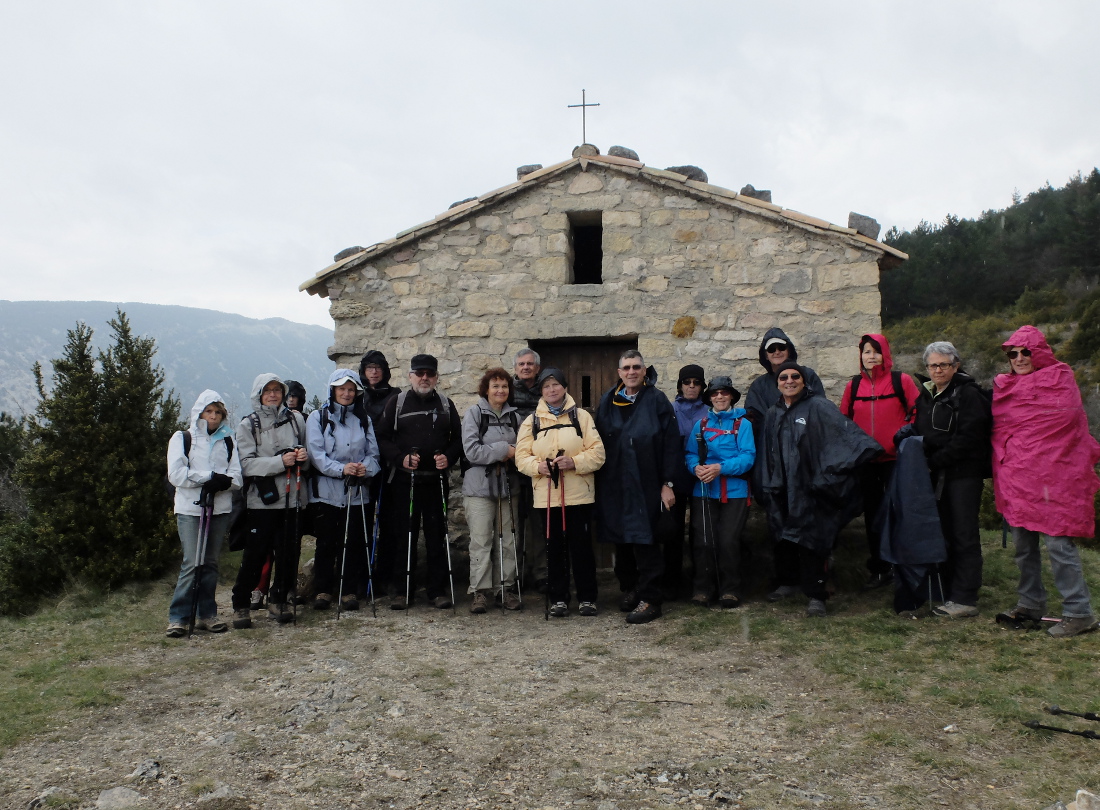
682, 379, 703, 387
926, 362, 956, 371
766, 345, 789, 354
412, 369, 437, 377
777, 373, 802, 382
1006, 349, 1032, 360
363, 364, 382, 370
620, 364, 644, 371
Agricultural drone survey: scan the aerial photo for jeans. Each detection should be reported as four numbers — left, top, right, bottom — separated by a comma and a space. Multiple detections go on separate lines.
466, 495, 518, 593
1012, 526, 1094, 618
168, 512, 229, 624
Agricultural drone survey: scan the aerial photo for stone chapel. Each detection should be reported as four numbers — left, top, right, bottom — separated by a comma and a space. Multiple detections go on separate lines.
299, 145, 907, 408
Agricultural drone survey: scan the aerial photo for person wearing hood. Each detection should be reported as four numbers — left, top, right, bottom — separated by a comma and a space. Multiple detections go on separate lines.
515, 368, 606, 617
667, 364, 708, 598
229, 374, 310, 628
285, 380, 308, 413
375, 354, 463, 610
683, 376, 755, 608
305, 369, 382, 611
359, 350, 401, 598
165, 390, 243, 637
594, 350, 683, 624
839, 334, 921, 591
462, 368, 524, 613
908, 341, 992, 619
992, 326, 1099, 637
760, 362, 883, 617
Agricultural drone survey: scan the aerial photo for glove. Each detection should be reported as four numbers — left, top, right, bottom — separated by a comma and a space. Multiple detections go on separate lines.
204, 472, 233, 493
892, 424, 917, 449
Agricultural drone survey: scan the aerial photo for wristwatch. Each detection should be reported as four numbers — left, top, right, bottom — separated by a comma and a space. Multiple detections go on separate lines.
663, 481, 674, 489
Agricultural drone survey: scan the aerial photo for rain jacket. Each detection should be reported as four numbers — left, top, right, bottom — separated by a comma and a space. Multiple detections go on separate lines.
759, 388, 883, 553
594, 367, 682, 545
913, 371, 991, 480
461, 397, 521, 499
838, 333, 920, 462
237, 373, 310, 511
167, 389, 243, 516
305, 369, 381, 508
359, 350, 400, 427
672, 395, 708, 493
684, 407, 755, 501
992, 325, 1100, 538
515, 393, 606, 508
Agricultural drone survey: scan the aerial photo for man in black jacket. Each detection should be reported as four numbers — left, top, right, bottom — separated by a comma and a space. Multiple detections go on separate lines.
357, 350, 401, 597
375, 354, 463, 609
595, 350, 683, 624
511, 348, 546, 592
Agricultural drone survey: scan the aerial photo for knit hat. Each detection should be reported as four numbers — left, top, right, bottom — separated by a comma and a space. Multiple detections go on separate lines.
537, 367, 568, 391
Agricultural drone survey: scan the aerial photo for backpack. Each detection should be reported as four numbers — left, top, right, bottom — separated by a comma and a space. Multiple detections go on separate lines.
244, 410, 305, 504
696, 414, 750, 504
459, 408, 520, 475
845, 371, 911, 420
165, 430, 234, 498
531, 406, 583, 440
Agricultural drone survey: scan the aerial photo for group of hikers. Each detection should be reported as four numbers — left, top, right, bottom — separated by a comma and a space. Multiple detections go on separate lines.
166, 324, 1100, 639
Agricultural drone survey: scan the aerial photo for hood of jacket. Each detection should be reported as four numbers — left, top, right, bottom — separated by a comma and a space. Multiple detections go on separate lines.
189, 388, 234, 444
1001, 325, 1058, 372
757, 327, 800, 372
249, 373, 289, 417
327, 368, 364, 402
857, 333, 895, 381
359, 350, 393, 387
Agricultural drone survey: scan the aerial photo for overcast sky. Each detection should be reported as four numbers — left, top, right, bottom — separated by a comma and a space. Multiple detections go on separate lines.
2, 2, 1097, 328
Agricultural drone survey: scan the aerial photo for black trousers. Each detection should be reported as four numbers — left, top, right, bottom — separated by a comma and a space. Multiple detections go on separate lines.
614, 542, 665, 605
383, 474, 450, 600
691, 496, 749, 598
773, 539, 829, 601
231, 508, 302, 609
858, 461, 895, 575
664, 491, 693, 597
535, 503, 597, 604
937, 475, 984, 606
312, 502, 368, 598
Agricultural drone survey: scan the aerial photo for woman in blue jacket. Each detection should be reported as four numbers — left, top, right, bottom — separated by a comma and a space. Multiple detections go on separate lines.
684, 376, 755, 608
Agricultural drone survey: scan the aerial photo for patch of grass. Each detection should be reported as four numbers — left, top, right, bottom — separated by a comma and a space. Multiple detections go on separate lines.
725, 694, 770, 711
388, 725, 442, 745
564, 688, 604, 704
188, 777, 216, 796
580, 643, 610, 656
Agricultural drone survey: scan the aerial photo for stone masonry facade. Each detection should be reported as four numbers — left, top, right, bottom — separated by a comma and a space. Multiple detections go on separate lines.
302, 153, 906, 410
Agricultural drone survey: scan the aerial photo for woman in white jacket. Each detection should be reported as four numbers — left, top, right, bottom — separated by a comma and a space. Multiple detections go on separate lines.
165, 390, 243, 637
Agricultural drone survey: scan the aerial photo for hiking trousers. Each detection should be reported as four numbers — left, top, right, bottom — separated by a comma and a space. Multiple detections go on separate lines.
691, 496, 749, 599
231, 509, 301, 609
1012, 526, 1094, 619
465, 495, 517, 593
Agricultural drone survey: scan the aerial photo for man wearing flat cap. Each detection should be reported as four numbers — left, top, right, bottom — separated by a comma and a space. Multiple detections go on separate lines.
375, 354, 463, 609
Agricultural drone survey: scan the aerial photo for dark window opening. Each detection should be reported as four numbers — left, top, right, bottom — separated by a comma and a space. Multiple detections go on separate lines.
568, 211, 603, 284
581, 375, 592, 408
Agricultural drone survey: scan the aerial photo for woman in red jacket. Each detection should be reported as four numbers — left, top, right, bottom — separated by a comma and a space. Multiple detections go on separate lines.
840, 333, 922, 590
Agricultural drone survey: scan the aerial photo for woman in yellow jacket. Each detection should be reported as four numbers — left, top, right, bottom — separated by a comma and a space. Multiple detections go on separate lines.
515, 368, 606, 618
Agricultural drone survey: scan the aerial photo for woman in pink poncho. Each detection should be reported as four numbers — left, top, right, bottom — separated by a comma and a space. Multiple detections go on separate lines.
992, 325, 1100, 638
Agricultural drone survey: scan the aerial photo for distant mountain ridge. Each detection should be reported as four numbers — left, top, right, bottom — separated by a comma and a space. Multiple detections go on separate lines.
0, 301, 337, 420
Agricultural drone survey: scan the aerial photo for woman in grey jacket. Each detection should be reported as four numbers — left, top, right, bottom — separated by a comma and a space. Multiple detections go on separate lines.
230, 374, 310, 628
461, 368, 523, 613
306, 369, 381, 611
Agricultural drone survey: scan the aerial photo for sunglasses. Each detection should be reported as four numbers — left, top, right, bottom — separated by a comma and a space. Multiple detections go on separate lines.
777, 373, 802, 382
620, 364, 644, 371
1006, 349, 1032, 360
710, 389, 733, 396
766, 345, 789, 354
412, 369, 437, 377
682, 379, 703, 387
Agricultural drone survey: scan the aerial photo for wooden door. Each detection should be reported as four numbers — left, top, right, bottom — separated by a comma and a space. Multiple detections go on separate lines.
529, 339, 637, 413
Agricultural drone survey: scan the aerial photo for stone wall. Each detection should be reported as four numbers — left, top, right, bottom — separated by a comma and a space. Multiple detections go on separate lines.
322, 163, 883, 409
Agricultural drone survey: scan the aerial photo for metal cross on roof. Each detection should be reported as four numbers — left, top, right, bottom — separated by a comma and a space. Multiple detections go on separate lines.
567, 89, 600, 144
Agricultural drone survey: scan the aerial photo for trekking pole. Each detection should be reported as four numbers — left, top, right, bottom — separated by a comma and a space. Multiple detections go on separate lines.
544, 468, 552, 621
697, 429, 719, 594
557, 450, 566, 532
496, 465, 506, 615
439, 470, 457, 615
368, 478, 384, 605
1047, 705, 1100, 723
406, 447, 418, 616
338, 477, 354, 621
187, 492, 214, 638
358, 479, 376, 618
1022, 720, 1100, 740
279, 465, 291, 621
292, 461, 301, 624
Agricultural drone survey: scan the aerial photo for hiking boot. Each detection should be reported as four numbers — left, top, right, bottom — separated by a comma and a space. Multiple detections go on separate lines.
340, 594, 359, 611
433, 595, 453, 610
390, 595, 409, 611
690, 594, 710, 608
619, 591, 638, 612
718, 594, 741, 609
806, 599, 827, 618
276, 605, 295, 624
249, 589, 264, 610
932, 601, 979, 618
313, 593, 332, 611
197, 617, 228, 633
766, 585, 799, 603
165, 623, 187, 638
578, 601, 597, 616
862, 571, 893, 591
995, 605, 1044, 627
502, 591, 523, 611
626, 601, 661, 624
267, 601, 282, 620
232, 609, 252, 629
1047, 615, 1099, 638
470, 591, 488, 614
549, 601, 569, 618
